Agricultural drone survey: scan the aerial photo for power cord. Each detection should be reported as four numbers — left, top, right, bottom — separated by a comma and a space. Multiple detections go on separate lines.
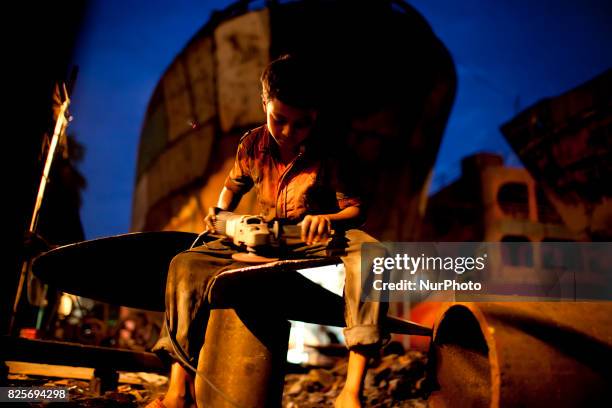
166, 230, 244, 408
165, 311, 244, 408
190, 230, 211, 249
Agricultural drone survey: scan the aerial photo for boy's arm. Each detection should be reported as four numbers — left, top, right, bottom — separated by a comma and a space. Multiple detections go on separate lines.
301, 160, 364, 244
204, 135, 253, 232
203, 187, 245, 232
216, 186, 243, 212
326, 205, 361, 223
301, 205, 361, 245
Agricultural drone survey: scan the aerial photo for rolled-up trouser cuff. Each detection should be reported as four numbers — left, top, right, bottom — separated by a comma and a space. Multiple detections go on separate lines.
343, 324, 384, 349
151, 334, 176, 367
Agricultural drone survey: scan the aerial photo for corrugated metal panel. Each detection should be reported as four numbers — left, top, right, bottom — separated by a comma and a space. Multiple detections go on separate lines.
185, 37, 216, 125
163, 60, 194, 142
501, 69, 612, 239
215, 9, 270, 132
145, 124, 215, 218
162, 194, 203, 233
131, 172, 149, 232
132, 1, 457, 240
136, 89, 168, 179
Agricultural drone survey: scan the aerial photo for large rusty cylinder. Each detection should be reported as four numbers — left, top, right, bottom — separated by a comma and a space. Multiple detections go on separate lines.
429, 302, 612, 407
132, 0, 457, 241
196, 308, 290, 408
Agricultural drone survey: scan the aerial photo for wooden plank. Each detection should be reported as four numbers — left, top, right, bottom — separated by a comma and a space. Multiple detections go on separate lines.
6, 361, 167, 385
1, 337, 167, 374
7, 361, 92, 380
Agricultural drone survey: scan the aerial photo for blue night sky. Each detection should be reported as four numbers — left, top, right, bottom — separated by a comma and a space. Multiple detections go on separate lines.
69, 0, 611, 239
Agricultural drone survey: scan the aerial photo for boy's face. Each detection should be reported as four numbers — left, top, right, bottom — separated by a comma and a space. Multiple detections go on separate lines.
263, 98, 317, 151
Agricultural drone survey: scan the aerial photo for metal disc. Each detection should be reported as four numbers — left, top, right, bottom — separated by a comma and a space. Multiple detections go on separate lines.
231, 252, 279, 264
32, 231, 198, 311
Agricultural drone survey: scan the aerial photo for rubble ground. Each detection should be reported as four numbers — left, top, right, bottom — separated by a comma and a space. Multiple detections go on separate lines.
7, 349, 429, 407
283, 350, 429, 408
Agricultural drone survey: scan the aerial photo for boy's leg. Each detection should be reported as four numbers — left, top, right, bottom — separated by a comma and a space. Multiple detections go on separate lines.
340, 229, 388, 350
153, 249, 237, 365
335, 348, 373, 408
160, 362, 196, 408
151, 245, 239, 408
335, 229, 389, 406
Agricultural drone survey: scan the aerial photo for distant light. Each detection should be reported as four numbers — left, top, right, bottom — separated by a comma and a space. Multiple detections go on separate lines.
287, 349, 309, 364
287, 321, 309, 364
58, 293, 73, 317
297, 263, 345, 296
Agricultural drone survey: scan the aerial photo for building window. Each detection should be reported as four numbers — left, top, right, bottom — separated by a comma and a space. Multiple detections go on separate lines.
541, 238, 580, 271
536, 187, 563, 224
497, 182, 529, 219
501, 235, 533, 266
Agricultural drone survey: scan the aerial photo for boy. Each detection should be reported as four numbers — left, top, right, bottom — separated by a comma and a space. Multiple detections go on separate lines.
150, 54, 386, 408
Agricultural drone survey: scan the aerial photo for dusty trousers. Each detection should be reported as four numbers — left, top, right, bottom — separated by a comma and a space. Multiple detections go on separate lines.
152, 229, 388, 366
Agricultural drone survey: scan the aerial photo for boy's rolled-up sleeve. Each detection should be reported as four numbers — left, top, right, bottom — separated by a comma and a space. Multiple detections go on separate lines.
224, 142, 254, 195
333, 161, 362, 210
332, 161, 366, 228
336, 191, 361, 210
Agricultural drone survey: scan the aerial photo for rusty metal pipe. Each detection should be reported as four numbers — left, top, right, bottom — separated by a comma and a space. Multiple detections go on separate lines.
429, 302, 612, 407
195, 308, 289, 408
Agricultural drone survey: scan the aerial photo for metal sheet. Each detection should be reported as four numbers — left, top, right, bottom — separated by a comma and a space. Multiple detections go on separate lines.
146, 124, 215, 211
501, 69, 612, 239
31, 232, 431, 337
430, 302, 612, 407
214, 9, 270, 132
185, 37, 216, 125
133, 1, 456, 243
31, 232, 197, 311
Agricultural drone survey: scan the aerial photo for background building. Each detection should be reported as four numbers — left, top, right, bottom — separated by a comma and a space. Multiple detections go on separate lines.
404, 69, 612, 349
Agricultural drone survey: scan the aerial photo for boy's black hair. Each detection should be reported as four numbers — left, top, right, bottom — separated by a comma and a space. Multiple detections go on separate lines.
260, 54, 318, 109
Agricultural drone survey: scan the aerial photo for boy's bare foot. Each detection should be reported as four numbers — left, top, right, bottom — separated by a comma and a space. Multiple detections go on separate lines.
159, 363, 196, 408
334, 348, 369, 408
162, 391, 195, 408
334, 388, 362, 408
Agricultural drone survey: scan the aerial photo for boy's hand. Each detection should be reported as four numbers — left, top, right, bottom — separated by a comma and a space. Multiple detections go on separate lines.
203, 207, 218, 233
301, 215, 332, 245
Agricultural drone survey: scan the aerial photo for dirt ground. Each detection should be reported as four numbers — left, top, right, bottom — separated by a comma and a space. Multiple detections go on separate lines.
7, 350, 429, 407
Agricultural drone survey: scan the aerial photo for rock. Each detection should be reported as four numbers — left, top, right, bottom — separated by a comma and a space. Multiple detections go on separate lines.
287, 378, 304, 395
364, 371, 376, 388
308, 368, 336, 390
308, 392, 325, 404
392, 377, 416, 400
331, 361, 348, 376
282, 350, 429, 407
382, 341, 406, 356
